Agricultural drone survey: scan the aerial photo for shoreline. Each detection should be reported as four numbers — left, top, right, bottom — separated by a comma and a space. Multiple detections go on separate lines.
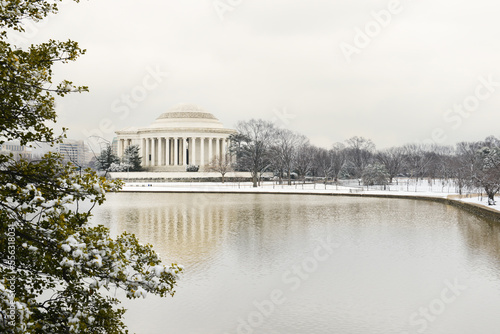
118, 182, 500, 223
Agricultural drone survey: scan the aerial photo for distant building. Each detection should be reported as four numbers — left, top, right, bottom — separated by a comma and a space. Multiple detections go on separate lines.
111, 137, 119, 157
0, 141, 32, 160
56, 139, 89, 167
115, 103, 236, 171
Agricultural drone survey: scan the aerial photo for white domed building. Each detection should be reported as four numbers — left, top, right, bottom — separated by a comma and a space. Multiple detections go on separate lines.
115, 103, 236, 171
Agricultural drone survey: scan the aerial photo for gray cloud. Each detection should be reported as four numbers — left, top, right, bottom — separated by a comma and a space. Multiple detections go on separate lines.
20, 0, 500, 149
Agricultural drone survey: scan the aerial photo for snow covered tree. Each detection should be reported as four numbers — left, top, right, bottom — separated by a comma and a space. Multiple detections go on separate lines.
95, 145, 120, 172
473, 145, 500, 205
362, 163, 389, 186
186, 164, 199, 172
107, 162, 128, 172
122, 145, 142, 171
0, 2, 181, 333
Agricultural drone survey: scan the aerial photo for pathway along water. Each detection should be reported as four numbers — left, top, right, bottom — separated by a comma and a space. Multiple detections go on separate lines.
92, 192, 500, 334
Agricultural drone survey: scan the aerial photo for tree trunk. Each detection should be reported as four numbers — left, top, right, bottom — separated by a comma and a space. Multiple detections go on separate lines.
487, 191, 496, 205
252, 172, 258, 188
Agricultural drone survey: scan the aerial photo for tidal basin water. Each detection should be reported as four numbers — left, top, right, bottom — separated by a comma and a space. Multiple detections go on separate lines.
91, 193, 500, 334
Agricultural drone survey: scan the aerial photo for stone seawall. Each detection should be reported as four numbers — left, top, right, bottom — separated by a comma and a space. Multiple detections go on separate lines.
320, 193, 500, 222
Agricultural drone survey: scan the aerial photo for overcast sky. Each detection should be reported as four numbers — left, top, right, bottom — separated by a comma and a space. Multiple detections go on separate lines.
14, 0, 500, 149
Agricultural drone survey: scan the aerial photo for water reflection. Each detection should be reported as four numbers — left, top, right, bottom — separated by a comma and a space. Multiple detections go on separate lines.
91, 193, 500, 334
457, 211, 500, 271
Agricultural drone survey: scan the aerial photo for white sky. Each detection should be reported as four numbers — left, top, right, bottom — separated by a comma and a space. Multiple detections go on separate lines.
13, 0, 500, 149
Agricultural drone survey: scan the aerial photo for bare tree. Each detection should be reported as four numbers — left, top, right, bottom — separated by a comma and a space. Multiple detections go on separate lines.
270, 129, 307, 185
231, 119, 275, 187
376, 146, 404, 184
448, 154, 470, 195
294, 142, 315, 183
429, 145, 454, 184
345, 136, 375, 184
207, 152, 233, 183
313, 147, 333, 185
403, 144, 435, 180
330, 143, 346, 186
268, 131, 285, 185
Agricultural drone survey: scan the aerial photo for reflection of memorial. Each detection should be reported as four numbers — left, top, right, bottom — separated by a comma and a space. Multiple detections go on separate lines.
100, 193, 305, 267
113, 198, 233, 265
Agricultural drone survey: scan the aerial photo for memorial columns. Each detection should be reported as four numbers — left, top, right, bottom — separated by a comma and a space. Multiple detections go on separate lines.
151, 137, 156, 166
142, 138, 146, 166
215, 137, 221, 159
166, 137, 171, 166
182, 137, 188, 166
174, 137, 178, 166
200, 137, 205, 167
208, 138, 212, 164
145, 138, 149, 166
159, 137, 165, 166
191, 137, 197, 166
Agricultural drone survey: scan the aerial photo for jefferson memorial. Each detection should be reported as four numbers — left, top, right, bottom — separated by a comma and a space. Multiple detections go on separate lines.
115, 103, 236, 171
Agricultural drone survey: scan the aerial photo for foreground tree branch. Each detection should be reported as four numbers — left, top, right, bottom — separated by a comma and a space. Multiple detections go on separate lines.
0, 1, 181, 333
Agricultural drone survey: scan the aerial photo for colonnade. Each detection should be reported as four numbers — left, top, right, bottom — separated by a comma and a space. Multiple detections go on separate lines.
117, 136, 229, 167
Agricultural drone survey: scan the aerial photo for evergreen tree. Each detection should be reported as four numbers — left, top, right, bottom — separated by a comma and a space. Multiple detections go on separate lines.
122, 145, 142, 171
95, 145, 120, 171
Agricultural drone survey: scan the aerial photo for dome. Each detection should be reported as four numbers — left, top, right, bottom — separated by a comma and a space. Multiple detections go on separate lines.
156, 103, 217, 120
149, 103, 225, 130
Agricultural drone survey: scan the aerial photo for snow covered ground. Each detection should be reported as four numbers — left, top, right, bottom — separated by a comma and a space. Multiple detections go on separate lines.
459, 195, 500, 212
120, 178, 500, 214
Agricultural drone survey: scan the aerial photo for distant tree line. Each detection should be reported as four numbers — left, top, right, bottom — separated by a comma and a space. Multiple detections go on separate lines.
230, 119, 500, 205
